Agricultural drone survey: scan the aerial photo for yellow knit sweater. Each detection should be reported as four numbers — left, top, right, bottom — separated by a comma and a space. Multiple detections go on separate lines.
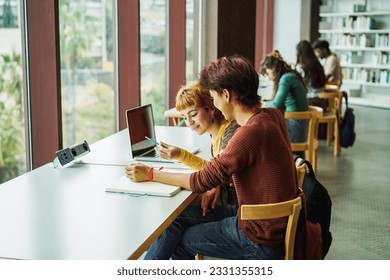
177, 120, 234, 170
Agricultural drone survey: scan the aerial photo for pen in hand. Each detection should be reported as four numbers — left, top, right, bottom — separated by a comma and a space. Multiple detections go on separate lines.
145, 136, 159, 146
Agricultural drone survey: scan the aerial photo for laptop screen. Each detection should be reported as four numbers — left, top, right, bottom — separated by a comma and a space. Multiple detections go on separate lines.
125, 104, 157, 157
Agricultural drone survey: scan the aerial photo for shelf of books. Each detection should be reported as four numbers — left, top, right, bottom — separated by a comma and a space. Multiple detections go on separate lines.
319, 0, 390, 108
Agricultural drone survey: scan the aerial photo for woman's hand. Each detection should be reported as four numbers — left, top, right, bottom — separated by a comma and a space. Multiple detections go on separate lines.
156, 141, 181, 160
125, 163, 150, 182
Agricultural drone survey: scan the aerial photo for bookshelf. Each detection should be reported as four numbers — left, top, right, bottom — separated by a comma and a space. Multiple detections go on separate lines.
319, 0, 390, 108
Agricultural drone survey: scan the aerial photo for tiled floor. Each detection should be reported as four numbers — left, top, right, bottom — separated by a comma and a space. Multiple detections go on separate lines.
317, 104, 390, 259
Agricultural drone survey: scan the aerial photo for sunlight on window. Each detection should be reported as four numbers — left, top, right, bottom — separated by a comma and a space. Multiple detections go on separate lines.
0, 0, 27, 183
59, 0, 115, 147
186, 0, 194, 82
140, 0, 167, 125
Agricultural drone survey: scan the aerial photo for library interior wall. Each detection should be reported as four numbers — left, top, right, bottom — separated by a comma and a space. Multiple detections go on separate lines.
202, 0, 218, 66
273, 0, 303, 63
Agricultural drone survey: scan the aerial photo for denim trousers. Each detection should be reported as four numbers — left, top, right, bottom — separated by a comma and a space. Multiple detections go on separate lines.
144, 204, 283, 260
286, 118, 308, 159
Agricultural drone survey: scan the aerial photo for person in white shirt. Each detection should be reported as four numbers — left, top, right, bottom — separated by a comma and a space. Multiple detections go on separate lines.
313, 40, 343, 87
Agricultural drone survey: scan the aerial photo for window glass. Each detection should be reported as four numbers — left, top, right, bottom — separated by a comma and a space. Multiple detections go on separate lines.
140, 0, 167, 125
186, 0, 194, 82
0, 0, 27, 183
59, 0, 115, 147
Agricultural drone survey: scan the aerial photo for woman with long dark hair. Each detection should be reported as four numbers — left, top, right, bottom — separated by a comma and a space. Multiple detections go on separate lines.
296, 40, 327, 96
296, 40, 328, 110
260, 50, 308, 146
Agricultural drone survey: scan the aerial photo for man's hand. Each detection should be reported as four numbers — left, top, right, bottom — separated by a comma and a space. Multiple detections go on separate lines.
201, 186, 221, 216
125, 163, 150, 182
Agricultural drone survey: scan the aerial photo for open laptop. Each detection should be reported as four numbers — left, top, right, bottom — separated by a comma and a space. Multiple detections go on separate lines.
125, 104, 199, 163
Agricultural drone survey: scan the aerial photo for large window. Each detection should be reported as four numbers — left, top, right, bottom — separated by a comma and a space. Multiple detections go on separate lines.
140, 0, 167, 125
0, 0, 27, 183
0, 0, 197, 183
59, 0, 115, 147
186, 0, 194, 82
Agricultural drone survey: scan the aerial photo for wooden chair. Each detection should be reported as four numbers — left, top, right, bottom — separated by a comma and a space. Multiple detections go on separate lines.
308, 105, 323, 172
284, 107, 323, 173
242, 197, 302, 260
324, 84, 343, 123
163, 107, 186, 126
318, 91, 342, 157
295, 157, 307, 189
196, 197, 302, 260
324, 82, 341, 92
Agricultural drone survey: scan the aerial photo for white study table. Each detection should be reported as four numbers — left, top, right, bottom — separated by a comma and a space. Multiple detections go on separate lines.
80, 126, 212, 167
0, 126, 211, 260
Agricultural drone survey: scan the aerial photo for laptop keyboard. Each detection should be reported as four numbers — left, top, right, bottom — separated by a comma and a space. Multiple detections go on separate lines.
142, 149, 158, 157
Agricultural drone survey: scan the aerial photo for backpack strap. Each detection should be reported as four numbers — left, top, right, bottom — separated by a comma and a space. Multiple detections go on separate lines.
296, 158, 316, 199
342, 91, 349, 110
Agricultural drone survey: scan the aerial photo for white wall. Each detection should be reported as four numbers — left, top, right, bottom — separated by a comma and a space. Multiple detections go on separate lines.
273, 0, 302, 65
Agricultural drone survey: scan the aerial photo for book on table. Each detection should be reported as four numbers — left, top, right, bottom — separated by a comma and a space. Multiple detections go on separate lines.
106, 176, 181, 197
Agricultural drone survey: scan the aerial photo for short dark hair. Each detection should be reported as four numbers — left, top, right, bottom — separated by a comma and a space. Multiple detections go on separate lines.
199, 55, 260, 107
313, 40, 330, 50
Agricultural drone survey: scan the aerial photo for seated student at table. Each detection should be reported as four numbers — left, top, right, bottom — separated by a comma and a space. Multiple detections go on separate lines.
313, 39, 342, 87
296, 40, 327, 96
157, 80, 239, 214
295, 40, 328, 111
260, 50, 309, 147
125, 55, 297, 260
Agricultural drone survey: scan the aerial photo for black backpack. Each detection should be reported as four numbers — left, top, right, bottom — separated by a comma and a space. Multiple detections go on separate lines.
340, 91, 356, 148
297, 158, 333, 258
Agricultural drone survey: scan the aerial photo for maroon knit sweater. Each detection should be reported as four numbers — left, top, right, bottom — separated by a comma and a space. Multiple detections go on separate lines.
190, 108, 297, 248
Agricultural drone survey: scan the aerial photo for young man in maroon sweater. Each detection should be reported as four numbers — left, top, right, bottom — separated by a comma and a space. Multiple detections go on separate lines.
125, 55, 297, 260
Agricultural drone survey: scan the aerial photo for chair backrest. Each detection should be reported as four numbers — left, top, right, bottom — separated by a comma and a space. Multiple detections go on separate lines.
295, 157, 307, 189
324, 83, 340, 92
164, 107, 186, 126
317, 92, 342, 157
241, 197, 302, 260
284, 109, 320, 164
308, 106, 324, 139
318, 91, 343, 122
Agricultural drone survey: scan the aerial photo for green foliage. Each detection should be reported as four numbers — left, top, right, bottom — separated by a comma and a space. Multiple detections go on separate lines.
142, 87, 165, 125
186, 32, 193, 60
105, 0, 113, 61
75, 83, 115, 143
0, 52, 25, 182
59, 0, 97, 70
1, 0, 18, 28
60, 0, 100, 146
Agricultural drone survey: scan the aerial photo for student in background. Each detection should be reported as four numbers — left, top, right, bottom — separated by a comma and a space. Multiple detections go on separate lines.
157, 80, 239, 214
125, 55, 297, 260
313, 39, 343, 87
296, 40, 327, 100
260, 50, 309, 147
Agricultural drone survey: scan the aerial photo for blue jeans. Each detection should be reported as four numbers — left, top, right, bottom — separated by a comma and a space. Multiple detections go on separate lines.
144, 205, 283, 260
286, 118, 308, 159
